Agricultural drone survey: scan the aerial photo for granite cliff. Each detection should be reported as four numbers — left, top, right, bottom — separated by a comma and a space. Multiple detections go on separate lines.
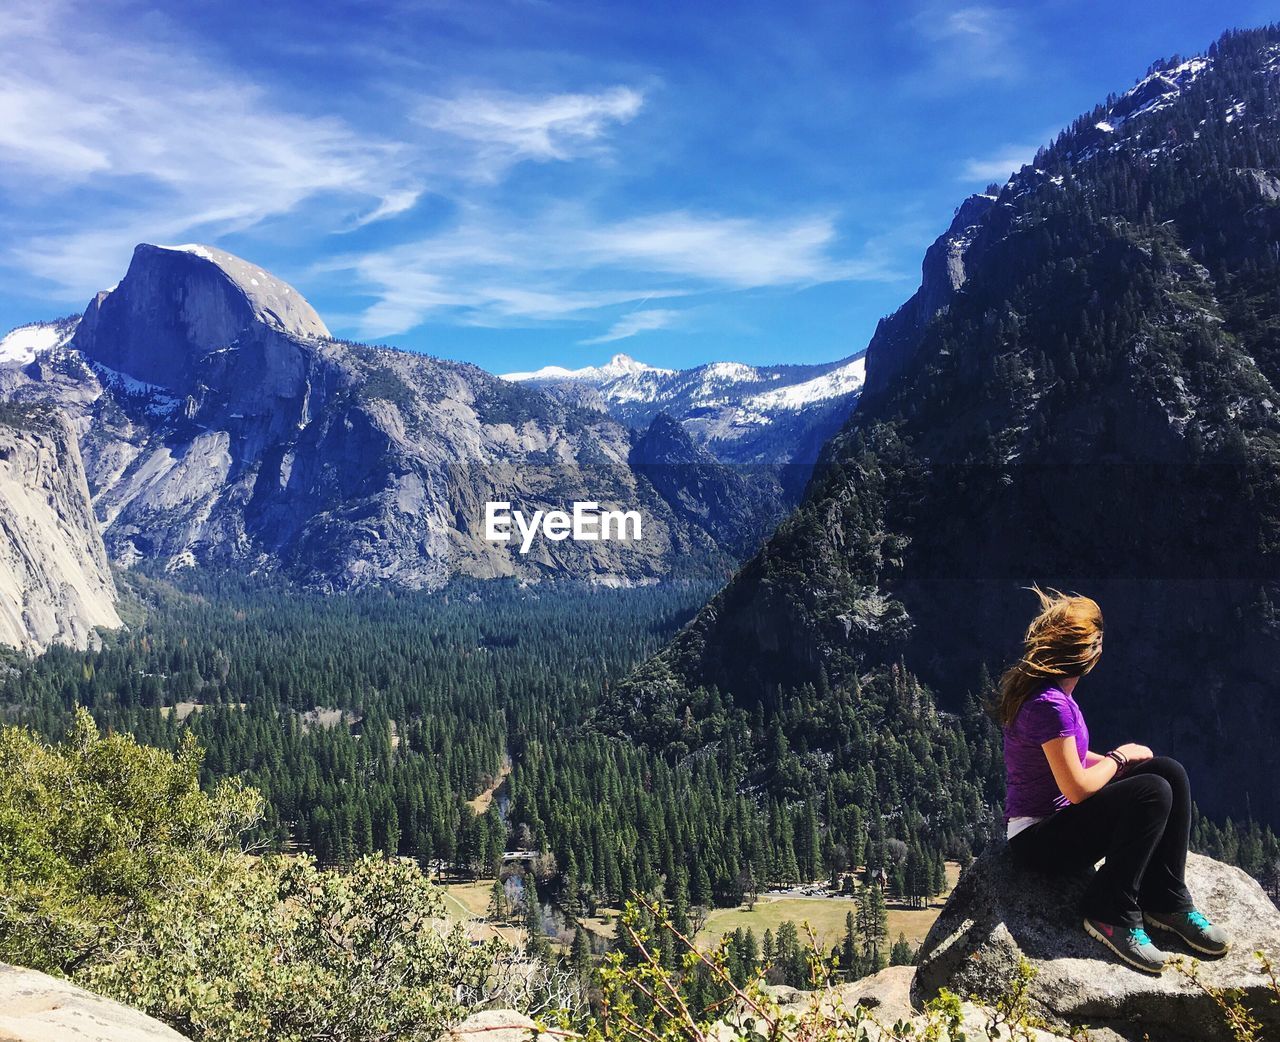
0, 406, 119, 652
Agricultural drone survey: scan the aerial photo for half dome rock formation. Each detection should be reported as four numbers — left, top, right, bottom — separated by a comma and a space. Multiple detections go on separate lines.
913, 844, 1280, 1041
0, 407, 120, 653
0, 962, 192, 1042
72, 242, 329, 394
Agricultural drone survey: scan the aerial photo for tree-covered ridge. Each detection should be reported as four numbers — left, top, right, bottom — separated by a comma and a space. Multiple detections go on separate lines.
610, 24, 1280, 829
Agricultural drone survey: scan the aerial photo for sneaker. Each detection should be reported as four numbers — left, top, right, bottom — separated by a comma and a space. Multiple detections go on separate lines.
1083, 917, 1168, 974
1143, 909, 1231, 956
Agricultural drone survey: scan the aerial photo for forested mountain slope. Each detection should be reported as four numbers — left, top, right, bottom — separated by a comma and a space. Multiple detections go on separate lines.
608, 26, 1280, 827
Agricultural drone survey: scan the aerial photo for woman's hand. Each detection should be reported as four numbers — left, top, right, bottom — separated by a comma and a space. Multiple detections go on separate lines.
1115, 743, 1153, 762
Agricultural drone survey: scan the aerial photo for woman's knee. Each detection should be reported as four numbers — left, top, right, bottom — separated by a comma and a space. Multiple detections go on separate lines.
1122, 773, 1174, 812
1139, 756, 1190, 793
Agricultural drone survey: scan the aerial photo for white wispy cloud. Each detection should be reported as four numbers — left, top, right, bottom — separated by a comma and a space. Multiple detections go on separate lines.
349, 189, 426, 229
417, 86, 643, 175
0, 1, 884, 348
579, 309, 680, 345
579, 212, 856, 287
959, 143, 1039, 182
0, 1, 418, 296
0, 3, 646, 302
911, 4, 1024, 85
328, 207, 893, 338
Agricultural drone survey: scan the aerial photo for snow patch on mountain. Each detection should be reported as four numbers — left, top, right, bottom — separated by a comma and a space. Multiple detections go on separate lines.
0, 320, 77, 365
701, 361, 763, 384
89, 361, 182, 416
745, 356, 866, 412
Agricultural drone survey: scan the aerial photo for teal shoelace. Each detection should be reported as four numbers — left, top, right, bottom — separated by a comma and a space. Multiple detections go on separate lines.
1187, 910, 1212, 930
1130, 928, 1153, 946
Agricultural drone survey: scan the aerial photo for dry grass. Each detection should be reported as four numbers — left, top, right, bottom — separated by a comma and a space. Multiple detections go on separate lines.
698, 863, 961, 952
439, 862, 961, 956
158, 701, 246, 721
440, 881, 525, 946
467, 758, 512, 815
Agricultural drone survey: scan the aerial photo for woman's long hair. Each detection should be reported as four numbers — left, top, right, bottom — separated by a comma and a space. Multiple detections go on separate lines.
995, 587, 1104, 727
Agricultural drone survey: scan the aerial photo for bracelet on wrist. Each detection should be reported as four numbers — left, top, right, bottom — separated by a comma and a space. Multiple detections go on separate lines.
1106, 749, 1128, 771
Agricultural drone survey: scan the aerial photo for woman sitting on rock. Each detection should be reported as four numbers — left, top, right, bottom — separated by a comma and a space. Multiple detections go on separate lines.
998, 588, 1230, 974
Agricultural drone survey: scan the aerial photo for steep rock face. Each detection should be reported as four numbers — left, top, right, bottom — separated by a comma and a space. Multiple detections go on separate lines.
613, 27, 1280, 826
0, 962, 192, 1042
860, 194, 994, 400
0, 407, 120, 652
0, 245, 783, 590
914, 845, 1280, 1041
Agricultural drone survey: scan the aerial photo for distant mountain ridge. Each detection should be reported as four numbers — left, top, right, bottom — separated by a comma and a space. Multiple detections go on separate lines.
503, 353, 671, 384
0, 243, 806, 597
504, 350, 868, 466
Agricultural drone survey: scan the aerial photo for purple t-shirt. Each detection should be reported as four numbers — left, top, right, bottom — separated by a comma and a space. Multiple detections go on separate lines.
1003, 685, 1090, 821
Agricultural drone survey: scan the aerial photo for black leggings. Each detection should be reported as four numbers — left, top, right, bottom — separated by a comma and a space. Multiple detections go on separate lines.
1008, 756, 1194, 928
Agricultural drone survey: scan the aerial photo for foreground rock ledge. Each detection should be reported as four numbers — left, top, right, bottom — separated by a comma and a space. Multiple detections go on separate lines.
0, 963, 191, 1042
913, 847, 1280, 1041
767, 967, 1074, 1040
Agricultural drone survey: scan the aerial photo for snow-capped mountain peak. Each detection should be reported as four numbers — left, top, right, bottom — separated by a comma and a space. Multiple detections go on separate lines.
744, 355, 866, 412
503, 348, 867, 464
502, 352, 672, 384
602, 353, 656, 378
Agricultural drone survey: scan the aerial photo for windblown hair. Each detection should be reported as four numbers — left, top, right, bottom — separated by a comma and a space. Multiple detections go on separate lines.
995, 587, 1104, 727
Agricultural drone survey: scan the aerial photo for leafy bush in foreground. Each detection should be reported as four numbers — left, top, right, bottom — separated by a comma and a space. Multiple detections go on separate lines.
0, 711, 542, 1042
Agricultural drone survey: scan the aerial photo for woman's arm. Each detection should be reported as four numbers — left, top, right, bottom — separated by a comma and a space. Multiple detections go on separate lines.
1042, 739, 1153, 804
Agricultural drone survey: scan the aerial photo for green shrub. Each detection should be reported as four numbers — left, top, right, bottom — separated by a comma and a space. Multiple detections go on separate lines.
0, 710, 530, 1042
0, 708, 260, 975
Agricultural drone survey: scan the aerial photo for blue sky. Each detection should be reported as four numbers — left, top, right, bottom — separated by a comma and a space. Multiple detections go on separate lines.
0, 1, 1273, 374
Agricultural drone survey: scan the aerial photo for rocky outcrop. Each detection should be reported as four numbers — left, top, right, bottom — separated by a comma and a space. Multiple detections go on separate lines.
859, 192, 995, 401
913, 845, 1280, 1041
763, 966, 1075, 1040
448, 1009, 554, 1042
0, 408, 120, 653
0, 962, 191, 1042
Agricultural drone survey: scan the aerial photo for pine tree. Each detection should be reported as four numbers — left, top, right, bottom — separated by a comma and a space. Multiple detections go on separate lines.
889, 932, 914, 966
487, 879, 508, 921
856, 884, 888, 972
